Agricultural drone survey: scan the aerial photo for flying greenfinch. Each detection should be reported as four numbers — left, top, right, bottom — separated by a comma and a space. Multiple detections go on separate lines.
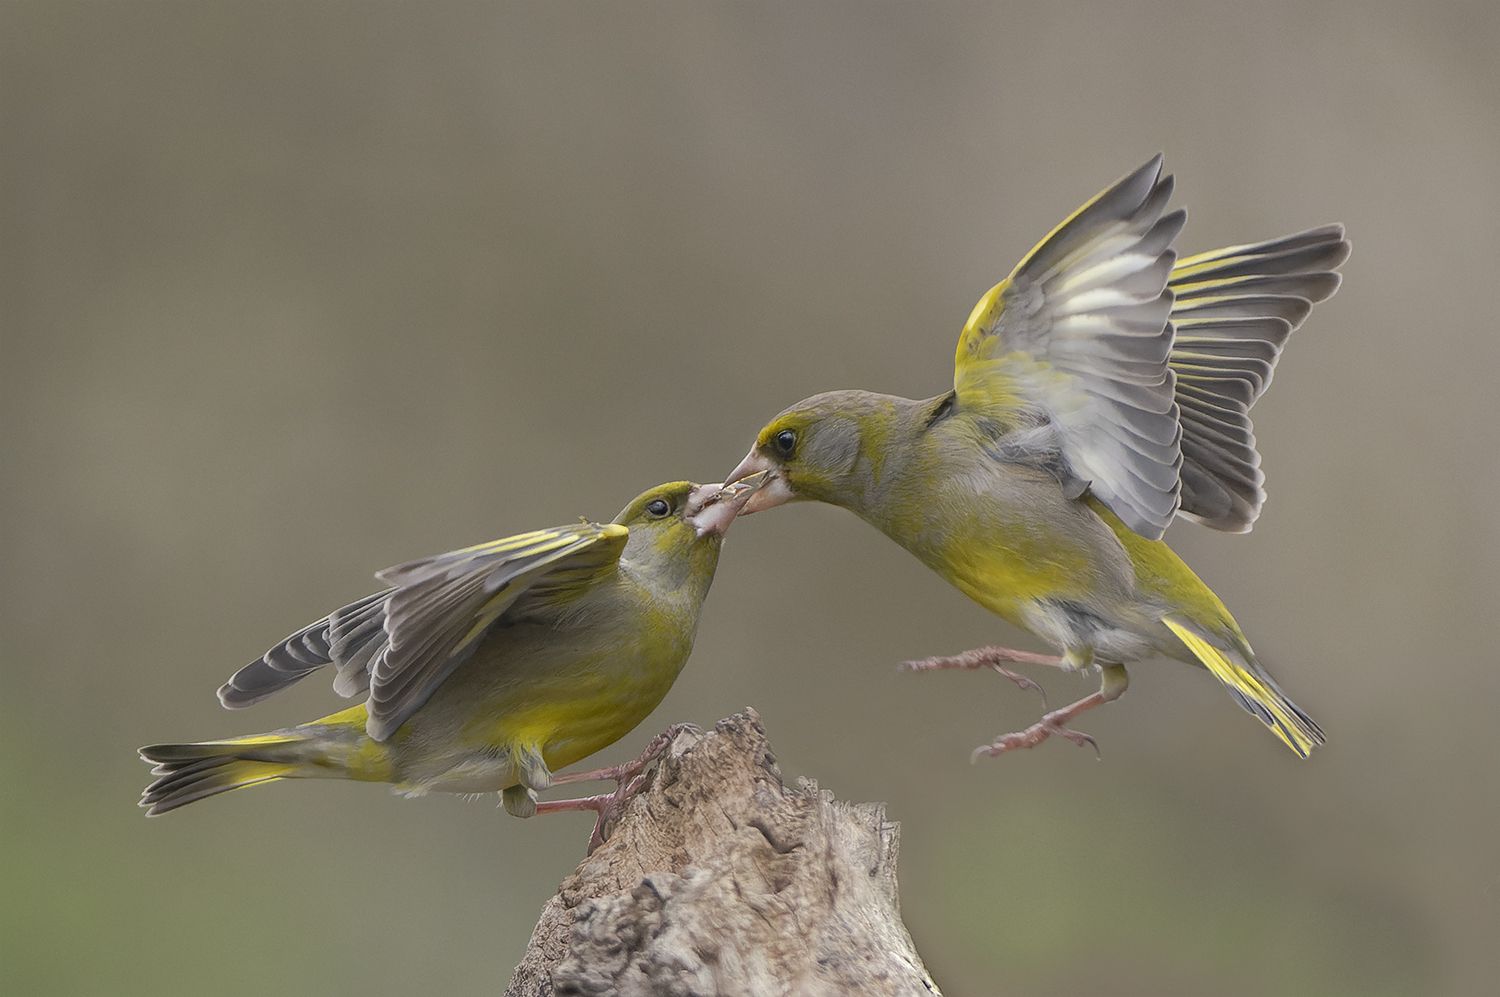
727, 155, 1347, 759
140, 476, 765, 846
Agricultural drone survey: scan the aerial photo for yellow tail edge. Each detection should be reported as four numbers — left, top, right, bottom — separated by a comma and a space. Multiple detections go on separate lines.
138, 733, 304, 816
1163, 616, 1325, 758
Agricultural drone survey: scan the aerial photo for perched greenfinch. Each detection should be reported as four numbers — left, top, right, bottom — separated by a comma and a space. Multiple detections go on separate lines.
140, 477, 765, 845
727, 156, 1347, 759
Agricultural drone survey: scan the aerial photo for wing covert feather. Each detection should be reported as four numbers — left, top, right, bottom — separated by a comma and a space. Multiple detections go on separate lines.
217, 521, 629, 741
954, 155, 1186, 539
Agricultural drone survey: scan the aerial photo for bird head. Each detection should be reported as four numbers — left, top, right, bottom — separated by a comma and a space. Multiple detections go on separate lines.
724, 390, 888, 513
613, 475, 770, 569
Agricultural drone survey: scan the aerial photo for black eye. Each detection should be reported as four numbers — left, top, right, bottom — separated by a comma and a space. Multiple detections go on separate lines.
646, 498, 671, 518
773, 428, 797, 456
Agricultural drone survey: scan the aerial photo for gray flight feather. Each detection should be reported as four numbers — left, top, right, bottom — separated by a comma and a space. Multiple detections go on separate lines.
1168, 223, 1351, 531
958, 154, 1188, 539
216, 522, 629, 742
362, 525, 626, 741
218, 588, 390, 708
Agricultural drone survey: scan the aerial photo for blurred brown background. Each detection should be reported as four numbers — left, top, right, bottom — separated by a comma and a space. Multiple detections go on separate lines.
4, 3, 1497, 995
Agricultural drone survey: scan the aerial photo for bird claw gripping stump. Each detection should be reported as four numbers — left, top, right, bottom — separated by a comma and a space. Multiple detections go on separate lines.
539, 722, 702, 853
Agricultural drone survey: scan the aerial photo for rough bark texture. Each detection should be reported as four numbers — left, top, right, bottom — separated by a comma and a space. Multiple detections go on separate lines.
505, 709, 942, 997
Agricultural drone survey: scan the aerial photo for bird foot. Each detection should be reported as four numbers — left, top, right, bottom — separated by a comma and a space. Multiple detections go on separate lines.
971, 718, 1101, 762
533, 791, 625, 853
968, 663, 1124, 763
551, 721, 700, 789
901, 645, 1058, 706
541, 722, 700, 852
534, 770, 655, 854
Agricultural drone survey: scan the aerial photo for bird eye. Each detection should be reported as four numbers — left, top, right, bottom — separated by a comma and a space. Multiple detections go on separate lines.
646, 498, 671, 518
773, 428, 797, 456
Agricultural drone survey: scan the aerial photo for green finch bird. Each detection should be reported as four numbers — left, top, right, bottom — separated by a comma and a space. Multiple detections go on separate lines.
140, 476, 766, 846
726, 155, 1347, 759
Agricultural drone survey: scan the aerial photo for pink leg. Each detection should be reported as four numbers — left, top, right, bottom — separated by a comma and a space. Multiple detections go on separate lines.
539, 722, 698, 853
972, 664, 1129, 761
550, 722, 698, 787
533, 794, 613, 816
901, 645, 1067, 705
535, 782, 648, 854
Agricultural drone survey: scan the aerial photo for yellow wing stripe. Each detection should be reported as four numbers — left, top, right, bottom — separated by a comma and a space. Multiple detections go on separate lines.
958, 277, 1011, 359
1163, 617, 1319, 758
955, 161, 1136, 371
1169, 251, 1267, 281
453, 524, 628, 652
455, 527, 577, 556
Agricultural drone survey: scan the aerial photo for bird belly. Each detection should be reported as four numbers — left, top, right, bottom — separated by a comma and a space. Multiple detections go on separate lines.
874, 451, 1154, 658
445, 630, 692, 780
406, 757, 519, 796
914, 488, 1132, 618
1016, 599, 1156, 665
534, 673, 675, 773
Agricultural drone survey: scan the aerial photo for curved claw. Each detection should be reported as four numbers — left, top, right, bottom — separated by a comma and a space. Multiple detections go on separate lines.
588, 770, 656, 852
991, 665, 1049, 708
642, 722, 701, 759
1051, 724, 1101, 758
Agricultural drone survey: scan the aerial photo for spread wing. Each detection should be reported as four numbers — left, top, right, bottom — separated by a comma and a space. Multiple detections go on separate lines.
218, 521, 629, 741
953, 155, 1187, 540
1168, 224, 1350, 531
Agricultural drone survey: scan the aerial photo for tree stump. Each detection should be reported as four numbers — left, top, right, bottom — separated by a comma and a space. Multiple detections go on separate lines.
505, 709, 942, 996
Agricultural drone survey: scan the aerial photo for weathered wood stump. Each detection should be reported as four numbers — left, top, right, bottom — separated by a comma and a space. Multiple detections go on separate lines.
505, 709, 941, 996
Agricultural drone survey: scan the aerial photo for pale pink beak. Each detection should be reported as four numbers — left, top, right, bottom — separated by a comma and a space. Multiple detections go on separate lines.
724, 449, 795, 515
686, 471, 772, 538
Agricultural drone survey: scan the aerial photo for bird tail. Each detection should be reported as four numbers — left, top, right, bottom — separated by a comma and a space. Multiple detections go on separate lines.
1163, 615, 1325, 758
139, 732, 307, 816
1168, 224, 1350, 532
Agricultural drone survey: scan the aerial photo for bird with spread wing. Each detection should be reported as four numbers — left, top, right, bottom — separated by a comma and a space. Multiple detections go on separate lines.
726, 156, 1347, 759
140, 476, 765, 849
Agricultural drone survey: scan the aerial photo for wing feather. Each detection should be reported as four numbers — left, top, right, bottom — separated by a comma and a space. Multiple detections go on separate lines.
954, 155, 1186, 538
951, 162, 1348, 536
216, 521, 629, 741
1168, 224, 1350, 531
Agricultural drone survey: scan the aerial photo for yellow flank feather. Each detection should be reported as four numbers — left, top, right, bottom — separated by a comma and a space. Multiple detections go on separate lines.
1085, 498, 1240, 632
1162, 616, 1323, 758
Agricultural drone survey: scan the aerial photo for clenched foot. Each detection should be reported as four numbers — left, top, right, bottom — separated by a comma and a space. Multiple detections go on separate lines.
540, 722, 701, 851
970, 717, 1100, 761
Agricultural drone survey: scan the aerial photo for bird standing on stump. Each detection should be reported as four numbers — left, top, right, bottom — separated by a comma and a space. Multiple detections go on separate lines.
141, 476, 766, 850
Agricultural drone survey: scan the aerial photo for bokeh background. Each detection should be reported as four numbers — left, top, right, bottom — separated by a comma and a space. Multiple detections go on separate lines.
5, 3, 1498, 995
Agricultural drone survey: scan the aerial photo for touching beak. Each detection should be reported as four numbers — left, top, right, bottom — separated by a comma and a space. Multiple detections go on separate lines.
687, 471, 772, 538
724, 449, 795, 515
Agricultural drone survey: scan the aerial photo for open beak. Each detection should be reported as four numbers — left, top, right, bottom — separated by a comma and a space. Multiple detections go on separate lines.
687, 471, 772, 538
724, 449, 794, 515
